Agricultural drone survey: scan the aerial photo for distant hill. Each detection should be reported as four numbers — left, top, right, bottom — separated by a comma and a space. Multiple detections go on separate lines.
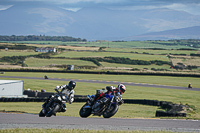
0, 2, 200, 41
123, 26, 200, 41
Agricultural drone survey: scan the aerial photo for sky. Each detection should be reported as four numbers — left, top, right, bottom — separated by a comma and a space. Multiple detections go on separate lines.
0, 0, 200, 15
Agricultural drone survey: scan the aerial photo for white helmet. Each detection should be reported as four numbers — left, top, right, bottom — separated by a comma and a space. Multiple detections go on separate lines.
117, 84, 126, 93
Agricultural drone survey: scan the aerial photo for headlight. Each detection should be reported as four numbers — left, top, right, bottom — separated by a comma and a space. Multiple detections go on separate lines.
62, 96, 66, 100
58, 96, 61, 101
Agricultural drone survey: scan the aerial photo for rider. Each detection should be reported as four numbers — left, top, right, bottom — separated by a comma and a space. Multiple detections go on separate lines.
89, 84, 126, 106
43, 80, 76, 112
106, 84, 126, 96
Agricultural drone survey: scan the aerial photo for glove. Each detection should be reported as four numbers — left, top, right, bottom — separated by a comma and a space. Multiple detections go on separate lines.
117, 92, 121, 96
54, 86, 60, 92
60, 85, 66, 89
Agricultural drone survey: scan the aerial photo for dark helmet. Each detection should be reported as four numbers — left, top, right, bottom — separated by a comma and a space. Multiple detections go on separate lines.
68, 81, 76, 90
117, 84, 126, 94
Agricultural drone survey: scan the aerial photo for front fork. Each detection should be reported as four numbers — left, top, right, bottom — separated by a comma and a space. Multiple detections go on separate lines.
107, 95, 114, 110
87, 95, 94, 105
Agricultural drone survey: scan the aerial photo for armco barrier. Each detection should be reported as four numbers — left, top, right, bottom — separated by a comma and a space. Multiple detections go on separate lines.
0, 97, 162, 105
23, 90, 87, 98
23, 90, 54, 98
0, 97, 45, 102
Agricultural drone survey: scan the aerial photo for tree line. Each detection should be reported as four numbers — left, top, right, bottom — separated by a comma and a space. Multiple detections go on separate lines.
152, 39, 200, 48
0, 44, 36, 50
0, 35, 87, 42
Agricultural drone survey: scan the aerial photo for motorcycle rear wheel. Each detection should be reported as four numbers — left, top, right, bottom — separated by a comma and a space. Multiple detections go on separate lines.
103, 104, 119, 118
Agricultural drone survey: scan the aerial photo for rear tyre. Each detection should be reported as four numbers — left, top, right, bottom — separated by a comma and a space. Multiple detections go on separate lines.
79, 104, 92, 118
103, 104, 119, 118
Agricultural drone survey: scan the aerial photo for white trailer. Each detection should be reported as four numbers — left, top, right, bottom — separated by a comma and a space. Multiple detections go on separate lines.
0, 80, 27, 97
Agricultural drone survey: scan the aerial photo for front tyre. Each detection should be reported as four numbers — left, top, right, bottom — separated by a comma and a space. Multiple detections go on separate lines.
46, 104, 60, 117
103, 104, 119, 118
39, 109, 45, 117
79, 104, 92, 118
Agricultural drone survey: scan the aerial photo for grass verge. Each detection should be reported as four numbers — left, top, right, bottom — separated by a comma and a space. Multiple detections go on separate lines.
1, 72, 200, 88
0, 102, 158, 118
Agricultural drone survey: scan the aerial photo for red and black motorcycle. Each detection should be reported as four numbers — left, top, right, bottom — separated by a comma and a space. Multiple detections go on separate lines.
79, 89, 124, 118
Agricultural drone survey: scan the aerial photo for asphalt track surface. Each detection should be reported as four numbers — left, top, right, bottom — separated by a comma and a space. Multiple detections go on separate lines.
0, 113, 200, 132
0, 76, 200, 91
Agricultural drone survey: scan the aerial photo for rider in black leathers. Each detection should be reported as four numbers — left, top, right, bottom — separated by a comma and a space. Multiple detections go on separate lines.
43, 81, 76, 112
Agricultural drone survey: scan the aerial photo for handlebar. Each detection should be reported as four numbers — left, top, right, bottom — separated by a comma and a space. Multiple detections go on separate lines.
54, 88, 60, 94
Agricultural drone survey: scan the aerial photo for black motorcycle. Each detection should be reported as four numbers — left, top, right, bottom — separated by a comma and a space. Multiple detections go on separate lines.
39, 89, 67, 117
79, 90, 124, 118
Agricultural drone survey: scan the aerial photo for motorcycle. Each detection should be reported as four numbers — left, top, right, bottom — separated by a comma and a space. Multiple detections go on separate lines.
39, 88, 68, 117
79, 89, 124, 118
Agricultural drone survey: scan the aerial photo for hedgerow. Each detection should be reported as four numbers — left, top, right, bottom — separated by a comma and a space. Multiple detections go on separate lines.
80, 57, 171, 66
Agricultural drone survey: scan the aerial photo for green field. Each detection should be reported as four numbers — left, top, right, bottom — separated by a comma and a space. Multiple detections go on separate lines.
7, 40, 198, 49
24, 52, 172, 71
53, 51, 169, 61
100, 62, 171, 70
105, 47, 198, 55
25, 58, 96, 67
2, 72, 200, 88
0, 50, 39, 58
0, 42, 199, 74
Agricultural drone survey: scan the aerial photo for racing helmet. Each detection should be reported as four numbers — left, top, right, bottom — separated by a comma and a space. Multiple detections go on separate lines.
68, 81, 76, 90
117, 84, 126, 94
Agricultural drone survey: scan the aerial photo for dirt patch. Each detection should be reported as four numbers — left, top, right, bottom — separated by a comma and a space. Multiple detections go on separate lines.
0, 65, 60, 70
58, 45, 99, 51
170, 56, 200, 66
0, 64, 22, 68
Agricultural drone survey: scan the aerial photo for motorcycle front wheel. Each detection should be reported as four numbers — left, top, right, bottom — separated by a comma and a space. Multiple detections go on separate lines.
79, 104, 92, 118
103, 104, 119, 118
46, 104, 60, 117
39, 109, 45, 117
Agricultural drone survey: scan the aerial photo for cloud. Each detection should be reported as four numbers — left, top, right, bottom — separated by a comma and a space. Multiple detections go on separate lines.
2, 0, 200, 6
165, 3, 200, 15
0, 0, 126, 4
0, 5, 13, 10
1, 0, 200, 15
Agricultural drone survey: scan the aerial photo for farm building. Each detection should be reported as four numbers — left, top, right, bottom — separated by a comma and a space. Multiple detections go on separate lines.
0, 80, 27, 97
67, 65, 74, 70
35, 47, 56, 53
